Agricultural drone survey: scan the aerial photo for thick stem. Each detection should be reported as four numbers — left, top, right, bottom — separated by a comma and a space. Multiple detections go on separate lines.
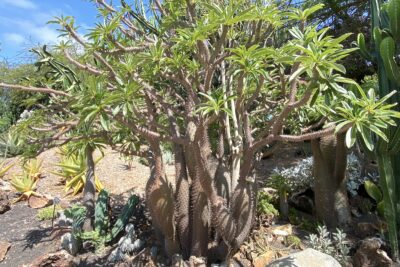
279, 190, 289, 220
311, 133, 351, 229
82, 145, 95, 232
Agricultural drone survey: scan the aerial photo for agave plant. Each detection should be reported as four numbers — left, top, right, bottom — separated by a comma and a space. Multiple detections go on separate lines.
0, 132, 23, 158
52, 149, 103, 195
10, 173, 41, 202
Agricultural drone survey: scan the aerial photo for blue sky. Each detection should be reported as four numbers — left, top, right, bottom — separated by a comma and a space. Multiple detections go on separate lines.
0, 0, 98, 63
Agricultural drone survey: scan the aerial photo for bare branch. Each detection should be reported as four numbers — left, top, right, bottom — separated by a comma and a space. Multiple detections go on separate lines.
0, 83, 71, 97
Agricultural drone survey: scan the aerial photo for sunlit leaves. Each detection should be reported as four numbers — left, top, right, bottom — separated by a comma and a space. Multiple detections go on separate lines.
196, 90, 235, 118
228, 45, 271, 78
335, 89, 400, 150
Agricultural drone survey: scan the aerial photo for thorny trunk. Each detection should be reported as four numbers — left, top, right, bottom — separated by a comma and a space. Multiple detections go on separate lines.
82, 145, 96, 232
145, 119, 257, 262
311, 133, 351, 229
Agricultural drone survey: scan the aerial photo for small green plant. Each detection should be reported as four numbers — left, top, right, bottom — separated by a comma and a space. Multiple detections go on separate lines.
268, 174, 291, 219
0, 132, 23, 158
288, 208, 318, 232
257, 191, 279, 217
285, 235, 302, 249
37, 205, 62, 221
364, 180, 385, 216
307, 225, 350, 265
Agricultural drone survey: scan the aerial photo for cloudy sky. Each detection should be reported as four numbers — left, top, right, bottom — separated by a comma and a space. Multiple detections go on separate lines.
0, 0, 98, 63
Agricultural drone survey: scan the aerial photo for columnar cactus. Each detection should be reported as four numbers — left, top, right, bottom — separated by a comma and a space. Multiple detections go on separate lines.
357, 0, 400, 260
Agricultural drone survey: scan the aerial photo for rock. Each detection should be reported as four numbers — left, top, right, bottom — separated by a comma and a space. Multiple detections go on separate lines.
28, 251, 74, 267
0, 241, 11, 262
267, 248, 341, 267
353, 237, 393, 267
61, 233, 80, 256
270, 224, 293, 236
0, 181, 11, 192
253, 251, 276, 267
108, 247, 126, 263
0, 190, 10, 214
28, 195, 52, 209
57, 211, 73, 227
354, 214, 387, 238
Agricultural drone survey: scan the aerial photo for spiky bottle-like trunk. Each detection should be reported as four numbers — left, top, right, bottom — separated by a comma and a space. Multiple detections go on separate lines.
311, 133, 351, 229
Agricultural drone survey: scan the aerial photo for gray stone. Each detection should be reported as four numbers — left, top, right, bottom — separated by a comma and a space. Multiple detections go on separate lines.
108, 247, 126, 263
57, 212, 73, 227
61, 233, 80, 256
267, 248, 341, 267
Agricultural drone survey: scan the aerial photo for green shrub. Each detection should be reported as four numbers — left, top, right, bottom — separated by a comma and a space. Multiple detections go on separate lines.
285, 235, 302, 249
257, 191, 279, 217
37, 205, 62, 221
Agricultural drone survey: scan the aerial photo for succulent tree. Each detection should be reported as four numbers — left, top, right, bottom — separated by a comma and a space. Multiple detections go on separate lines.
357, 0, 400, 260
1, 0, 399, 263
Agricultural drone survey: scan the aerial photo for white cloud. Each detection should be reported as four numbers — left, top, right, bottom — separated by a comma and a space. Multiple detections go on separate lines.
3, 33, 25, 44
0, 17, 61, 45
1, 0, 37, 9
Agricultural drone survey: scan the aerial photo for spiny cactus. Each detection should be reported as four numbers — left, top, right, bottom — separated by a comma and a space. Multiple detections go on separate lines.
357, 0, 400, 260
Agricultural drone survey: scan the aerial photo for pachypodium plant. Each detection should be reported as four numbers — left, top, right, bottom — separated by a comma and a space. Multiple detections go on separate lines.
357, 0, 400, 260
1, 0, 400, 263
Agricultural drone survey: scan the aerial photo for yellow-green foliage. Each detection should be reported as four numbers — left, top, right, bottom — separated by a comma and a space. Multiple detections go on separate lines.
10, 173, 39, 202
285, 235, 302, 249
22, 158, 43, 180
0, 160, 13, 178
52, 147, 103, 195
37, 205, 62, 221
257, 191, 279, 217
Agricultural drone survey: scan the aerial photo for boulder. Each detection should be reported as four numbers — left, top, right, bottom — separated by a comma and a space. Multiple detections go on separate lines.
267, 248, 341, 267
353, 238, 393, 267
61, 233, 80, 256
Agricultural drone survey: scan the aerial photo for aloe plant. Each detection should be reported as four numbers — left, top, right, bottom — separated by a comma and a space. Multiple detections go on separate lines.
52, 148, 104, 195
357, 0, 400, 260
10, 173, 40, 202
